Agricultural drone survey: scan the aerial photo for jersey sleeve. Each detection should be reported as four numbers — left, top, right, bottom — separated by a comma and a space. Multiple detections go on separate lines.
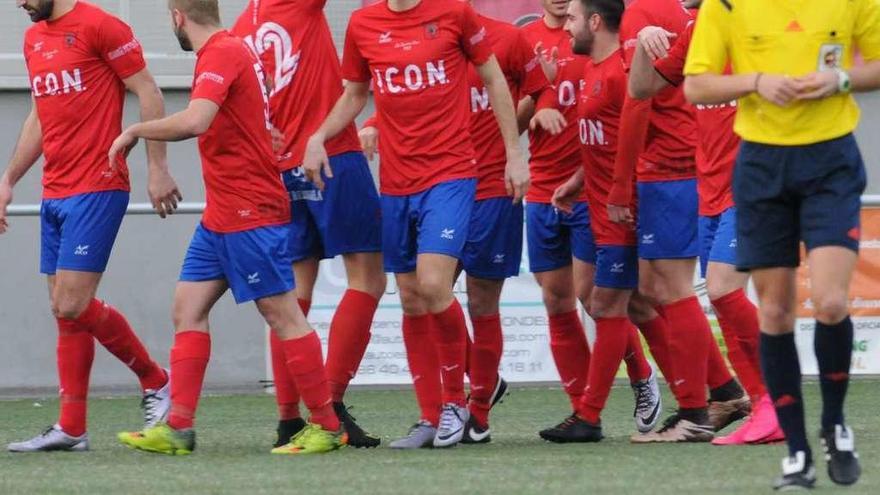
459, 4, 492, 65
191, 48, 240, 107
97, 15, 146, 80
513, 30, 549, 99
683, 0, 730, 75
362, 114, 378, 129
619, 7, 651, 69
340, 18, 371, 83
854, 0, 880, 61
535, 84, 560, 111
654, 23, 693, 86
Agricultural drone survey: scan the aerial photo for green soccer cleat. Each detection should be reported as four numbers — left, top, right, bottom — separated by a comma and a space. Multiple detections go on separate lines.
118, 423, 195, 456
270, 423, 346, 455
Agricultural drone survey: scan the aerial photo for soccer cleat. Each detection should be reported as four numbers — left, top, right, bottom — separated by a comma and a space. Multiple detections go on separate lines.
334, 402, 380, 448
630, 413, 714, 443
141, 369, 171, 429
118, 423, 195, 455
274, 417, 307, 448
461, 416, 491, 445
389, 420, 437, 449
631, 367, 662, 433
433, 403, 469, 448
708, 394, 751, 432
744, 394, 784, 444
7, 425, 89, 453
488, 376, 509, 409
820, 425, 861, 486
539, 414, 603, 443
271, 423, 346, 455
712, 415, 754, 446
773, 451, 816, 491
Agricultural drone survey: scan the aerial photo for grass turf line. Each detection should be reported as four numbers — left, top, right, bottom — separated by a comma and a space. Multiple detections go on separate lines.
0, 380, 877, 494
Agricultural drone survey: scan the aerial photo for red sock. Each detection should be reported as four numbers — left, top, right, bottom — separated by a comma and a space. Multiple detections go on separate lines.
326, 290, 378, 402
78, 299, 166, 391
576, 317, 631, 424
269, 298, 310, 420
662, 297, 710, 409
623, 326, 652, 383
637, 314, 676, 387
167, 331, 211, 430
402, 314, 442, 425
468, 313, 503, 426
55, 318, 94, 436
712, 289, 766, 399
281, 332, 339, 431
431, 300, 468, 406
549, 310, 591, 410
706, 333, 734, 389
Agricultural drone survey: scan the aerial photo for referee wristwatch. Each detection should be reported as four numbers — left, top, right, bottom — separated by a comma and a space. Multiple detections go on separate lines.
836, 68, 852, 93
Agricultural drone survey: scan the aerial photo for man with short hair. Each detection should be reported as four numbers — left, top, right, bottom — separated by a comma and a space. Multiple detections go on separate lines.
3, 0, 178, 453
114, 0, 344, 456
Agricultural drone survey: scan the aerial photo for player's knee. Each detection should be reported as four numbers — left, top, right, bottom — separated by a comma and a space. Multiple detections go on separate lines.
541, 285, 575, 315
467, 294, 499, 318
362, 273, 387, 301
51, 295, 90, 320
759, 302, 795, 332
706, 276, 740, 302
417, 274, 451, 305
398, 284, 427, 315
172, 301, 208, 331
812, 292, 849, 325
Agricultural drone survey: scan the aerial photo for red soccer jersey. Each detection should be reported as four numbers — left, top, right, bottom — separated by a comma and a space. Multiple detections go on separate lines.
653, 21, 738, 216
619, 0, 696, 181
191, 31, 290, 233
231, 0, 361, 172
23, 1, 143, 199
578, 51, 636, 246
522, 18, 588, 203
468, 15, 547, 200
340, 0, 492, 195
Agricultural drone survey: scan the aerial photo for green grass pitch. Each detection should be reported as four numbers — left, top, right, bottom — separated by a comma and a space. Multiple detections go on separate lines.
1, 380, 877, 494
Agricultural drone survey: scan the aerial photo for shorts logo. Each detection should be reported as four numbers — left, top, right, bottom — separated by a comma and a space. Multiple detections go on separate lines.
74, 245, 89, 256
441, 228, 455, 240
610, 262, 625, 273
641, 234, 655, 245
247, 272, 261, 285
493, 254, 505, 264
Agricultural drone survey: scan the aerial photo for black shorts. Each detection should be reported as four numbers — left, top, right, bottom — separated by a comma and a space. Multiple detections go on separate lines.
733, 133, 866, 271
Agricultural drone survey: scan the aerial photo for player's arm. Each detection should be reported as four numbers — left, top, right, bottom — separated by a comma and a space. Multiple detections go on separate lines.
476, 55, 529, 202
303, 80, 370, 190
358, 115, 379, 161
629, 26, 676, 99
0, 100, 42, 234
551, 166, 584, 214
122, 69, 182, 218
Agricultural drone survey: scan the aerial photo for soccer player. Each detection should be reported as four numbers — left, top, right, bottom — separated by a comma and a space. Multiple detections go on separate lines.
304, 0, 528, 448
611, 0, 747, 443
3, 0, 177, 452
230, 0, 385, 449
626, 1, 782, 446
536, 0, 664, 444
114, 0, 343, 456
685, 0, 880, 488
522, 0, 661, 438
360, 7, 549, 447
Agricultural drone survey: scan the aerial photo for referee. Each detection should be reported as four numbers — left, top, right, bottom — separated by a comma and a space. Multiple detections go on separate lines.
683, 0, 880, 490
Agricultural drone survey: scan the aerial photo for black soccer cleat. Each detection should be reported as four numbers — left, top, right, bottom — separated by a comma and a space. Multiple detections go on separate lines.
773, 451, 817, 491
461, 416, 491, 445
489, 376, 509, 409
334, 402, 381, 448
820, 425, 861, 486
539, 414, 603, 443
274, 417, 307, 448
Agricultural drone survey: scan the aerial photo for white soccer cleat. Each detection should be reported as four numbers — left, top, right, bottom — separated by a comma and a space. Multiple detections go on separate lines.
433, 403, 469, 448
7, 425, 89, 453
142, 369, 171, 429
632, 366, 662, 433
389, 420, 437, 449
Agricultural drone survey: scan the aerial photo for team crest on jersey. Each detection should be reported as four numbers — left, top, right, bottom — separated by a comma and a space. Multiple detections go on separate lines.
65, 33, 76, 47
592, 80, 602, 96
424, 22, 439, 39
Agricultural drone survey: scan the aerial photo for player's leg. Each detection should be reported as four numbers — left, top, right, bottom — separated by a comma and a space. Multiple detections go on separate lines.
628, 265, 678, 398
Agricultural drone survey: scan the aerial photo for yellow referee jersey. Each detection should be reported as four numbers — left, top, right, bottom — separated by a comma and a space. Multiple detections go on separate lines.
685, 0, 880, 145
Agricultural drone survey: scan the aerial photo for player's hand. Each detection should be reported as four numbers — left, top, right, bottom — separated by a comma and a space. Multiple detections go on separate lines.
793, 71, 840, 100
637, 26, 677, 61
530, 108, 567, 135
303, 135, 333, 191
608, 204, 634, 225
535, 41, 559, 82
148, 167, 183, 219
551, 176, 582, 214
108, 130, 138, 169
504, 150, 530, 204
0, 181, 12, 234
754, 74, 800, 106
358, 125, 379, 161
270, 125, 285, 154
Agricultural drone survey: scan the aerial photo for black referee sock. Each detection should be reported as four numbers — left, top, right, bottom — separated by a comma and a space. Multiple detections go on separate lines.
814, 316, 854, 431
760, 332, 811, 461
